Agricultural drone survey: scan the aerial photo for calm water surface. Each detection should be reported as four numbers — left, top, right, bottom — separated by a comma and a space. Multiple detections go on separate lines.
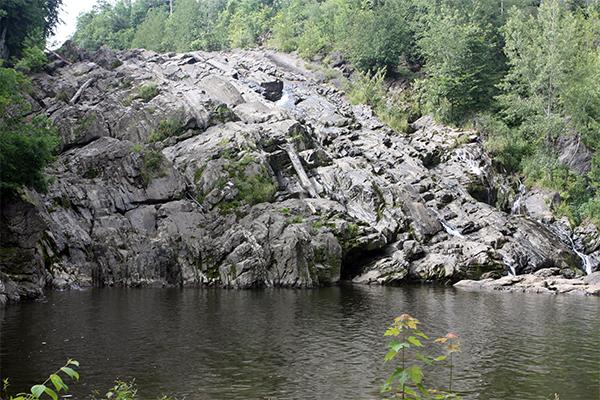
1, 285, 598, 400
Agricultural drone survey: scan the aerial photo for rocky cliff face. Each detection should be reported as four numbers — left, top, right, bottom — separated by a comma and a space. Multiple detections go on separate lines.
1, 42, 599, 304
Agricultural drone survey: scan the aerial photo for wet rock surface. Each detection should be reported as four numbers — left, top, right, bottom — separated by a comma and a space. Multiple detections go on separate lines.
1, 43, 599, 303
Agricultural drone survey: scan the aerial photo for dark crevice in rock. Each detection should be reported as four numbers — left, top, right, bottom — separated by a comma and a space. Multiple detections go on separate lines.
340, 248, 387, 281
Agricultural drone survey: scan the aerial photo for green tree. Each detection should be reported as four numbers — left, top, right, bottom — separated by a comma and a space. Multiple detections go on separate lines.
0, 66, 59, 195
498, 0, 577, 141
494, 0, 600, 224
0, 0, 63, 59
417, 2, 500, 123
130, 7, 169, 52
161, 0, 228, 52
216, 0, 275, 49
72, 0, 135, 51
342, 0, 412, 74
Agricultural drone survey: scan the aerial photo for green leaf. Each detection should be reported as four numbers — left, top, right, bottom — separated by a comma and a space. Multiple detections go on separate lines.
388, 340, 410, 352
385, 326, 401, 336
44, 387, 58, 400
416, 382, 431, 398
397, 369, 411, 387
50, 374, 67, 392
435, 355, 448, 362
411, 366, 424, 384
414, 330, 429, 339
60, 367, 79, 380
384, 348, 398, 362
67, 359, 79, 367
380, 382, 392, 393
408, 336, 423, 346
416, 353, 434, 365
31, 384, 46, 399
387, 339, 401, 349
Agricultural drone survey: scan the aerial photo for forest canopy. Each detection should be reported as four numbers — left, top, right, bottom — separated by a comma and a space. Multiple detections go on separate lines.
0, 0, 64, 60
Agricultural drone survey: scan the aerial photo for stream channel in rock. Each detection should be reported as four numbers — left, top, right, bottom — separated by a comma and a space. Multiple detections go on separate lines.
1, 285, 598, 400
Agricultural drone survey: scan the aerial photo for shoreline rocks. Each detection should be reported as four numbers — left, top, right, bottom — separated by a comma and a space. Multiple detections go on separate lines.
454, 270, 600, 296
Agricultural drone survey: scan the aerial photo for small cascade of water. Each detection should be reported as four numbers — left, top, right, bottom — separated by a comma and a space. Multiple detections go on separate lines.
569, 236, 593, 275
430, 208, 465, 238
275, 87, 295, 110
438, 218, 465, 239
507, 265, 517, 276
511, 181, 527, 215
455, 146, 484, 177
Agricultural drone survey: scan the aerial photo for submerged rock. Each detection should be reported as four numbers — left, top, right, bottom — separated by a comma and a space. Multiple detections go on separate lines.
1, 43, 599, 303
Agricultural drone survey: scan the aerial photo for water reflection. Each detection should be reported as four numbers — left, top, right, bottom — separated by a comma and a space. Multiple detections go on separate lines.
1, 286, 598, 400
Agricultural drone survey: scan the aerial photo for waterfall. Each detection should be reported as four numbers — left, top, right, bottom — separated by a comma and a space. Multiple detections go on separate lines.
275, 87, 295, 110
511, 181, 527, 215
569, 236, 593, 275
507, 265, 517, 276
430, 209, 465, 238
439, 219, 466, 239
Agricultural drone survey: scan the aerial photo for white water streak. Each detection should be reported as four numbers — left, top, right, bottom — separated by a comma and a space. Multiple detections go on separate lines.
569, 236, 593, 275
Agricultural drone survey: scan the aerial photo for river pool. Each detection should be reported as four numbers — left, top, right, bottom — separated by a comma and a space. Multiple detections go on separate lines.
1, 285, 598, 400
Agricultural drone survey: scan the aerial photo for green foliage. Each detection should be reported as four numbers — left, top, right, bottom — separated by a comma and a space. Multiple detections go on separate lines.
147, 118, 183, 143
209, 106, 238, 125
194, 166, 205, 183
417, 4, 501, 124
140, 149, 166, 187
12, 29, 48, 72
90, 380, 137, 400
73, 0, 135, 51
55, 91, 69, 102
478, 113, 532, 172
3, 360, 178, 400
345, 67, 414, 133
133, 82, 159, 102
215, 154, 277, 210
110, 60, 123, 69
0, 67, 59, 195
381, 315, 461, 400
219, 0, 275, 49
130, 8, 169, 53
498, 0, 578, 140
129, 143, 143, 152
342, 0, 412, 74
492, 0, 600, 225
345, 67, 387, 107
3, 359, 79, 400
0, 0, 63, 58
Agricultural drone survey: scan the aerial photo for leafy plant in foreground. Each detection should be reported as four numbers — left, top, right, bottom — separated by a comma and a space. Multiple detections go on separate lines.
434, 332, 461, 394
90, 380, 137, 400
2, 359, 79, 400
381, 314, 461, 399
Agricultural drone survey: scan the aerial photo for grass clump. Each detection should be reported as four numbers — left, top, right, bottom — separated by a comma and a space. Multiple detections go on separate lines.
214, 154, 277, 211
133, 82, 159, 102
146, 118, 183, 143
140, 150, 167, 187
